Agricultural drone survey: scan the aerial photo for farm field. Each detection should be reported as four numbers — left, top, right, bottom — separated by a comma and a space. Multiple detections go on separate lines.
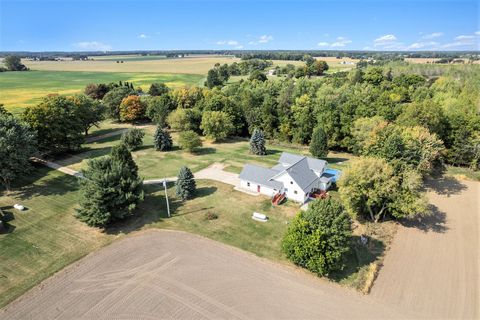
0, 71, 203, 113
22, 55, 240, 74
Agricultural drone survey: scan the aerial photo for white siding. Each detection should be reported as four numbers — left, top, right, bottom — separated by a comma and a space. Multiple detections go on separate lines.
240, 180, 277, 197
273, 172, 307, 203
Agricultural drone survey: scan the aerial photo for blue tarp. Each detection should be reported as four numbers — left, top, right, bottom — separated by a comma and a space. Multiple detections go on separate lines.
324, 168, 341, 183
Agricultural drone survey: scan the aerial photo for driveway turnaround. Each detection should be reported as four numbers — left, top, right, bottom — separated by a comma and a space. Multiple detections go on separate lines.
2, 230, 409, 319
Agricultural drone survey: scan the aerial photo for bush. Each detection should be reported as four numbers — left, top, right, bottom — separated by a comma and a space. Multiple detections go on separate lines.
282, 199, 352, 276
153, 126, 173, 151
121, 128, 144, 151
204, 212, 218, 220
178, 130, 202, 152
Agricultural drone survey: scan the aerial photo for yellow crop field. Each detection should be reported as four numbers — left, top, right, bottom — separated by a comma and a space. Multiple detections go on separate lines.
23, 56, 240, 75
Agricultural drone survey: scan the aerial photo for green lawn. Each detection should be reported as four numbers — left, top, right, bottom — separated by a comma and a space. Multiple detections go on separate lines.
0, 71, 204, 114
57, 124, 352, 180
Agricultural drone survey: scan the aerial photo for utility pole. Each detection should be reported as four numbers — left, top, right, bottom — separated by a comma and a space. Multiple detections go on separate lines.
163, 178, 171, 218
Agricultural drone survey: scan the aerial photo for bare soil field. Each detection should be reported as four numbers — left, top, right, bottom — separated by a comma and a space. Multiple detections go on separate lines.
371, 178, 479, 319
2, 230, 409, 319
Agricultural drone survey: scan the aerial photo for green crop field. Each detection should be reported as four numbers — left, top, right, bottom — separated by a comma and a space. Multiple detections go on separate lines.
0, 71, 204, 114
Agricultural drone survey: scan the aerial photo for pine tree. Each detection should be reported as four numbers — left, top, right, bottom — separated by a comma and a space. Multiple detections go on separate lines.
309, 127, 328, 158
175, 166, 196, 200
249, 128, 266, 155
153, 126, 173, 151
76, 147, 144, 228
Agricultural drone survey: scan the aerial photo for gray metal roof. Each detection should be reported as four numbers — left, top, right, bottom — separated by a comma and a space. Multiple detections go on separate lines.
239, 164, 283, 190
279, 152, 327, 173
283, 157, 319, 191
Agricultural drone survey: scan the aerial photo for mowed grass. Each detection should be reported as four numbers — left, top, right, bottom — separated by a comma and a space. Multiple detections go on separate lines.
0, 71, 204, 114
57, 124, 353, 180
0, 166, 115, 308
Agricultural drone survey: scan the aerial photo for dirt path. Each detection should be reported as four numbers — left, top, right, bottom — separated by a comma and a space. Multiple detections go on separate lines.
370, 177, 479, 319
2, 230, 410, 319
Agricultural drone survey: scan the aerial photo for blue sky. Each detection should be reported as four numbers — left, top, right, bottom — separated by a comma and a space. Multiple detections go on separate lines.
0, 0, 478, 51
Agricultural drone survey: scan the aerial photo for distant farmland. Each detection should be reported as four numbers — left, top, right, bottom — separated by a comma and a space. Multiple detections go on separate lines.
0, 71, 203, 113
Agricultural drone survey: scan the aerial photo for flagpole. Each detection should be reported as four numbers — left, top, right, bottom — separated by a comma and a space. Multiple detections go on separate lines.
163, 178, 171, 218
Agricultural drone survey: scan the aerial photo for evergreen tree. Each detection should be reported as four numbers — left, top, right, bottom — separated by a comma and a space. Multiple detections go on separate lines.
249, 128, 266, 155
309, 127, 328, 158
76, 151, 144, 228
110, 143, 138, 174
175, 166, 196, 200
120, 128, 144, 151
153, 126, 173, 151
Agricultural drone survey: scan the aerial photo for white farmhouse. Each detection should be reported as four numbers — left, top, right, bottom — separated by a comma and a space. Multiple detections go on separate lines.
239, 152, 334, 203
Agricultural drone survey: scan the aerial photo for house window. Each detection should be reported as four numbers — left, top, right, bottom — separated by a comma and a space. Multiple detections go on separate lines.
294, 190, 298, 194
247, 182, 250, 187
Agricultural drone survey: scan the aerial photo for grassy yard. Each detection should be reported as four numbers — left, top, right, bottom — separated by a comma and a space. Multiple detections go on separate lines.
56, 124, 353, 180
0, 122, 390, 307
0, 71, 204, 114
0, 166, 115, 307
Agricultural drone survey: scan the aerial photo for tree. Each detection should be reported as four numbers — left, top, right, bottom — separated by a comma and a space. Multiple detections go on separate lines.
145, 95, 174, 126
249, 70, 267, 82
22, 95, 84, 154
309, 127, 328, 158
102, 86, 135, 120
200, 111, 234, 141
69, 95, 105, 135
397, 100, 447, 140
205, 69, 223, 88
120, 128, 144, 151
148, 83, 169, 96
110, 143, 138, 174
84, 83, 110, 100
0, 113, 38, 192
338, 157, 429, 222
3, 55, 27, 71
166, 108, 201, 132
153, 126, 173, 151
282, 199, 352, 276
175, 166, 196, 200
249, 128, 266, 155
292, 94, 315, 144
363, 67, 385, 85
178, 130, 202, 152
309, 60, 329, 76
76, 150, 144, 228
119, 95, 146, 122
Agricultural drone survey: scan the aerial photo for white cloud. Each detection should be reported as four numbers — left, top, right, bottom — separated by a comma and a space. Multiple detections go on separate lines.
249, 35, 273, 45
216, 40, 240, 46
407, 41, 438, 50
476, 31, 480, 36
455, 35, 475, 41
317, 36, 352, 48
374, 34, 397, 45
421, 32, 443, 40
258, 35, 273, 43
235, 45, 244, 49
73, 41, 111, 51
138, 34, 150, 39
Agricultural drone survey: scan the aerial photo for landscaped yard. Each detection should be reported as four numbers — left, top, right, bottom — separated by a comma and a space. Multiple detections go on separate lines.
0, 121, 392, 308
56, 122, 354, 180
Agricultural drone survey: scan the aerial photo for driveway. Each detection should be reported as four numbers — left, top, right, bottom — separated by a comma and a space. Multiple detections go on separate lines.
370, 177, 479, 319
2, 230, 409, 319
194, 163, 240, 187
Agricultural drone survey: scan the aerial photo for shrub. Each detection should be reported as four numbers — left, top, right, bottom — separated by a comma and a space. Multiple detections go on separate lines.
121, 128, 144, 151
282, 199, 352, 276
204, 212, 218, 220
178, 130, 202, 152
